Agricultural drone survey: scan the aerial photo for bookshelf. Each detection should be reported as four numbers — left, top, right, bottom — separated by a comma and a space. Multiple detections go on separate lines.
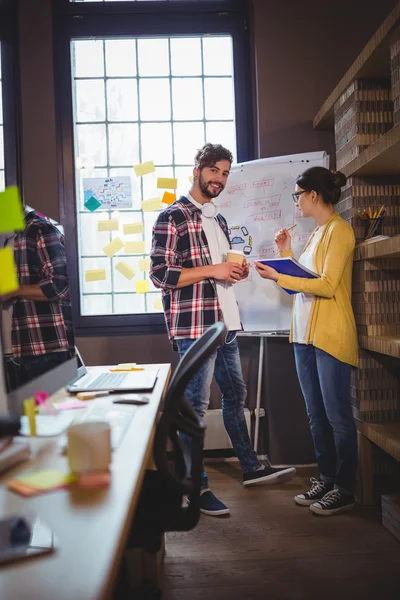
313, 1, 400, 129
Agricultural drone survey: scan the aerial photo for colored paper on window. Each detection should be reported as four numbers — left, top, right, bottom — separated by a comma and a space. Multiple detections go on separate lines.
83, 177, 132, 209
162, 191, 176, 205
0, 246, 19, 295
85, 269, 107, 282
153, 298, 163, 310
157, 177, 177, 190
139, 258, 151, 271
98, 219, 119, 232
102, 237, 124, 257
123, 222, 144, 235
141, 197, 162, 212
84, 196, 102, 212
125, 241, 145, 254
134, 161, 155, 177
0, 187, 25, 233
115, 260, 136, 280
136, 280, 149, 294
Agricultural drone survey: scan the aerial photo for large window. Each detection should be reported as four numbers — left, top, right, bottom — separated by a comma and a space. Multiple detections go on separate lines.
55, 1, 253, 334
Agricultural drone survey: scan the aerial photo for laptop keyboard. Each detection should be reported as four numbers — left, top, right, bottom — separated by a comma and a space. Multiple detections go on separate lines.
85, 372, 127, 390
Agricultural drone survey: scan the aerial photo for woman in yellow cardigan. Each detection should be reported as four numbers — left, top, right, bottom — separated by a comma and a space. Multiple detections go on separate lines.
255, 167, 358, 517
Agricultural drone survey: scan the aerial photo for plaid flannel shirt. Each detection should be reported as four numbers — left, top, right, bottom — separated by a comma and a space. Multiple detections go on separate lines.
11, 211, 74, 358
150, 196, 231, 342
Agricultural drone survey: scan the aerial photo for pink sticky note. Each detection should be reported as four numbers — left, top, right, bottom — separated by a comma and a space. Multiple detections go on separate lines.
55, 399, 87, 411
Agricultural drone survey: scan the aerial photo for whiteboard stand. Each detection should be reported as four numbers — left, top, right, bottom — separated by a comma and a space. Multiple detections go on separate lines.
238, 331, 290, 462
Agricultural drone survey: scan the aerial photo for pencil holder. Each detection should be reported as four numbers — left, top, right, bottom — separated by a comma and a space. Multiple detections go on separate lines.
364, 218, 382, 240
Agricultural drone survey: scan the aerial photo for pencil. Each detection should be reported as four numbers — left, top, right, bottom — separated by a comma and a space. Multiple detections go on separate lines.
286, 224, 297, 232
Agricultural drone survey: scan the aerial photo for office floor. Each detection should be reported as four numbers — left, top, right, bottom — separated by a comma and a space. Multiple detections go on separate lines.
162, 463, 400, 600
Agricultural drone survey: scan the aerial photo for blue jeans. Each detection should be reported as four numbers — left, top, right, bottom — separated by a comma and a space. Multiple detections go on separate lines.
293, 343, 358, 494
176, 331, 260, 487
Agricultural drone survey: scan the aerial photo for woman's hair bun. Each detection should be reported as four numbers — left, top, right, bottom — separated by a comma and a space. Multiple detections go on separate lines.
331, 170, 347, 188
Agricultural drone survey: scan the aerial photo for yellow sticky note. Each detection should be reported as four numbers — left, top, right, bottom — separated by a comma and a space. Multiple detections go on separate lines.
139, 258, 151, 271
115, 363, 137, 370
134, 161, 155, 177
141, 197, 162, 212
115, 260, 136, 280
85, 269, 106, 282
125, 241, 145, 254
0, 246, 19, 295
23, 398, 36, 437
153, 298, 163, 310
103, 237, 124, 257
18, 469, 76, 490
0, 186, 25, 233
189, 176, 194, 183
157, 177, 178, 190
136, 280, 149, 294
123, 222, 144, 235
98, 219, 119, 232
162, 191, 176, 205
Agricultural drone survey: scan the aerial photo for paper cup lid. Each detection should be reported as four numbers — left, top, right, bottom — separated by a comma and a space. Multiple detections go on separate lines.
227, 250, 244, 256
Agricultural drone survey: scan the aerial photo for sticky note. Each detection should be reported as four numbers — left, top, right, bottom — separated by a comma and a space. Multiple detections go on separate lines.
136, 280, 149, 293
125, 241, 145, 254
189, 176, 194, 183
0, 246, 19, 295
134, 161, 155, 177
139, 258, 151, 271
123, 222, 144, 235
157, 177, 177, 190
103, 237, 124, 257
84, 196, 102, 212
115, 260, 136, 280
153, 298, 163, 310
16, 469, 76, 491
85, 269, 106, 282
162, 191, 176, 205
114, 363, 137, 370
98, 219, 119, 232
23, 398, 36, 436
141, 197, 162, 212
0, 187, 25, 233
55, 399, 86, 410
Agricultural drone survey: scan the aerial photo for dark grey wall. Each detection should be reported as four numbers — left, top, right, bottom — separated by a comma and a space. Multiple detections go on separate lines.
17, 0, 398, 463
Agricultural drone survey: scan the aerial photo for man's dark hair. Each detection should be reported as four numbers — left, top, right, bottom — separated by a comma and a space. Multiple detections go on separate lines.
194, 143, 233, 170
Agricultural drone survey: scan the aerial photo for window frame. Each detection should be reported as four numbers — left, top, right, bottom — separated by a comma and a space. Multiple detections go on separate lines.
53, 0, 254, 336
0, 1, 21, 189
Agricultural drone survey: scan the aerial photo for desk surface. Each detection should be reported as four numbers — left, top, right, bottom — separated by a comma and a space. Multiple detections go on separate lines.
0, 363, 171, 600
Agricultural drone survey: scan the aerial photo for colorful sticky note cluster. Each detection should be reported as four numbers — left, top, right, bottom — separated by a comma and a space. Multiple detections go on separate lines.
0, 246, 19, 295
162, 191, 176, 205
98, 219, 119, 232
139, 258, 151, 271
157, 177, 177, 190
84, 196, 102, 212
123, 222, 144, 235
0, 187, 25, 233
141, 197, 162, 212
134, 161, 155, 177
115, 260, 136, 280
125, 241, 145, 254
136, 280, 149, 294
103, 237, 124, 257
85, 269, 107, 282
8, 469, 77, 497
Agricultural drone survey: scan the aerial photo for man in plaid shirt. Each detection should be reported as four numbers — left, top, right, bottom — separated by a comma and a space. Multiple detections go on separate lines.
0, 206, 74, 392
150, 143, 295, 516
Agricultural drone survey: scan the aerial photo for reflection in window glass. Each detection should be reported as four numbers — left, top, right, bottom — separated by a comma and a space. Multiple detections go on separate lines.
71, 36, 236, 317
0, 44, 4, 191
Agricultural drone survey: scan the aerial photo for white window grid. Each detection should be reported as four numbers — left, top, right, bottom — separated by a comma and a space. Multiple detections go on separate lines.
71, 36, 236, 316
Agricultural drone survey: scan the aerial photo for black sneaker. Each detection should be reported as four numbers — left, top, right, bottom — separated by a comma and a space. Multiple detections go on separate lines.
294, 477, 333, 506
243, 465, 296, 487
310, 489, 355, 516
188, 488, 230, 516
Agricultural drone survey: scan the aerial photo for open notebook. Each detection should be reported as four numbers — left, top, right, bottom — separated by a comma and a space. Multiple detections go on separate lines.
257, 257, 319, 295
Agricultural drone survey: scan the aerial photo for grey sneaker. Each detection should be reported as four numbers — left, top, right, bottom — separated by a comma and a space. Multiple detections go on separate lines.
294, 477, 333, 506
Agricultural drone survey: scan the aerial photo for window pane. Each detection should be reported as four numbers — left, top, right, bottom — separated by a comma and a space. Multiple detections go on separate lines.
138, 39, 169, 76
172, 78, 203, 120
141, 122, 172, 164
204, 77, 234, 120
114, 294, 145, 315
105, 40, 136, 77
107, 79, 138, 121
75, 79, 106, 122
206, 121, 236, 161
202, 37, 233, 76
139, 79, 171, 121
173, 122, 204, 164
170, 38, 202, 76
108, 123, 140, 165
83, 295, 113, 317
77, 124, 107, 166
73, 41, 104, 78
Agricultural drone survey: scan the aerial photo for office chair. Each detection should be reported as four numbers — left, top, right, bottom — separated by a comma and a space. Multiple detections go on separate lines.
127, 322, 227, 553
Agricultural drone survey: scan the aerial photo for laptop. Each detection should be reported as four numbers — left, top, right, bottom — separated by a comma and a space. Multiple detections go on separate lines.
67, 348, 159, 393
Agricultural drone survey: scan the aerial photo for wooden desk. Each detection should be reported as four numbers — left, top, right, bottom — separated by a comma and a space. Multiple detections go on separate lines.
0, 363, 171, 600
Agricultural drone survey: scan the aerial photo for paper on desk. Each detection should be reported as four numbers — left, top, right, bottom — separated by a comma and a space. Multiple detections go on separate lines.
0, 246, 19, 295
54, 399, 87, 410
134, 161, 155, 177
0, 186, 25, 233
8, 469, 77, 496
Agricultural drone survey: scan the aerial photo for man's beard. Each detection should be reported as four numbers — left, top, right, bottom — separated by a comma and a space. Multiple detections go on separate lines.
199, 174, 224, 199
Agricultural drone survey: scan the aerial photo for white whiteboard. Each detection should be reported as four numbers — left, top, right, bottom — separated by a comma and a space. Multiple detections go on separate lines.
217, 151, 329, 332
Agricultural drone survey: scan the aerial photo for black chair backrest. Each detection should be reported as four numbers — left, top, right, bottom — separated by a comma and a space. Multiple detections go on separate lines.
154, 322, 226, 494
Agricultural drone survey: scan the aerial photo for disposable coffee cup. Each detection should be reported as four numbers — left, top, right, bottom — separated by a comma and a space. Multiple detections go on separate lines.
67, 421, 111, 474
226, 250, 245, 265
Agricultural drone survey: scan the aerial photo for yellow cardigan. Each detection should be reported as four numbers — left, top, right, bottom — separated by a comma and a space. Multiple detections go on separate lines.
277, 212, 358, 367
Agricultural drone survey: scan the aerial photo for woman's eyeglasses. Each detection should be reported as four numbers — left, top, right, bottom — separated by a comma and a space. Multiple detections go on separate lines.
292, 190, 310, 202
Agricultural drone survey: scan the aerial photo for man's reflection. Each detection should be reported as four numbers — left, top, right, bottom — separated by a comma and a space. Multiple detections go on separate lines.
0, 205, 74, 392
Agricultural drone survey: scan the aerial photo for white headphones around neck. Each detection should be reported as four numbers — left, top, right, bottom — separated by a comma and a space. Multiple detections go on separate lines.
202, 202, 219, 218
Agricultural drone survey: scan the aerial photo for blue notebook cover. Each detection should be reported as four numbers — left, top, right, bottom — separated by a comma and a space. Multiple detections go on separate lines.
258, 258, 319, 295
